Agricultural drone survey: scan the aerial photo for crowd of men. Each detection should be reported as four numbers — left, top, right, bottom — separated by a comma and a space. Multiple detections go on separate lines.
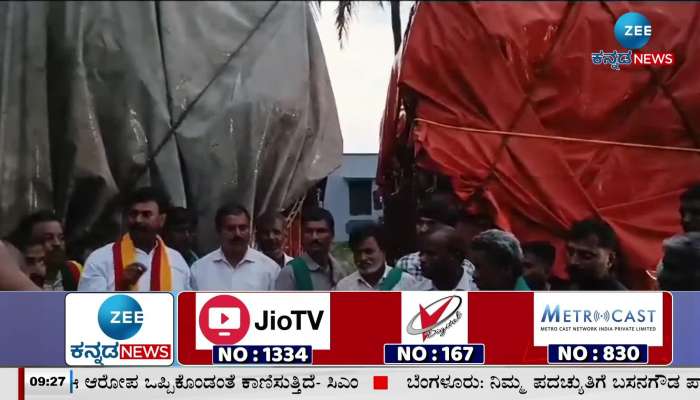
1, 183, 699, 292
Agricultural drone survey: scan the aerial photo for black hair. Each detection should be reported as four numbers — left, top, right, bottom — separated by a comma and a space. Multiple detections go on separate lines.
215, 203, 251, 231
256, 211, 286, 229
165, 207, 197, 229
658, 233, 700, 290
522, 241, 556, 271
457, 212, 497, 230
681, 183, 700, 203
567, 218, 619, 251
125, 187, 170, 213
417, 192, 461, 227
302, 207, 335, 233
348, 222, 386, 252
21, 236, 45, 252
8, 210, 61, 249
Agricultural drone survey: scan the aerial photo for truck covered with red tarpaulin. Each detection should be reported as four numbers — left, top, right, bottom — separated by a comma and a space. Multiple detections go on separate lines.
378, 1, 700, 289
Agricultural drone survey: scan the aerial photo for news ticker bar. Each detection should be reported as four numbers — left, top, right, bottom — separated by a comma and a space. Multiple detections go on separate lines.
3, 291, 699, 367
21, 367, 700, 399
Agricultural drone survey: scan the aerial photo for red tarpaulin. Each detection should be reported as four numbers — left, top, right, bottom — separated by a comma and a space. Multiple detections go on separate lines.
378, 2, 700, 289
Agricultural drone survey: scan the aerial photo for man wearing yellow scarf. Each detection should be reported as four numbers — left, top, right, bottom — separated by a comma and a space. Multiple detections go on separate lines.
78, 187, 191, 292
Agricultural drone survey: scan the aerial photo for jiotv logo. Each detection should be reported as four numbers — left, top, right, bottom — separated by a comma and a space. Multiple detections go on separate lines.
194, 293, 330, 350
65, 293, 174, 366
400, 292, 468, 345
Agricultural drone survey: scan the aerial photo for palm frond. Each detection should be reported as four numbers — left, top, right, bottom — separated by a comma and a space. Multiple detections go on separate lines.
324, 1, 392, 48
335, 0, 357, 47
390, 0, 402, 53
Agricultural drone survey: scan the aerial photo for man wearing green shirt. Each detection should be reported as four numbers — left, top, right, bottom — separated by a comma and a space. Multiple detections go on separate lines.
275, 207, 348, 290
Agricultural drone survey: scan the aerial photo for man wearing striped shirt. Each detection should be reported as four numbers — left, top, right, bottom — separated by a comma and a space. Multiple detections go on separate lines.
395, 193, 478, 290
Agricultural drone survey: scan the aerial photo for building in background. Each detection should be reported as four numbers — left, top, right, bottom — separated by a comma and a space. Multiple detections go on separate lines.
324, 154, 383, 242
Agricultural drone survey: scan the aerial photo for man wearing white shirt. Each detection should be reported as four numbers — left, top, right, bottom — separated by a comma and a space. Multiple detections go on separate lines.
335, 223, 415, 291
191, 204, 279, 291
78, 187, 191, 292
255, 212, 293, 268
411, 226, 476, 291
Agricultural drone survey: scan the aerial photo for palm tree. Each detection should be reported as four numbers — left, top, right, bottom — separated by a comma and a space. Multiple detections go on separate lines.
314, 1, 404, 54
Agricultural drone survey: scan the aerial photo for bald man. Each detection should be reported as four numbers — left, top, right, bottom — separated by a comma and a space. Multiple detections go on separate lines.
411, 227, 475, 290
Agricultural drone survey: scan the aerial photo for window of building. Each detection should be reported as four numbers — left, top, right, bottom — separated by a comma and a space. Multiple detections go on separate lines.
348, 179, 372, 216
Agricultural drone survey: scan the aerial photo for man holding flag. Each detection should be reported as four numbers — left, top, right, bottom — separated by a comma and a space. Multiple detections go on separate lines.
78, 187, 191, 292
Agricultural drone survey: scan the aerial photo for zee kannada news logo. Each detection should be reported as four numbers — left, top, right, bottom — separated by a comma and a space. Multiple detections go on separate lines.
592, 11, 674, 70
406, 295, 463, 341
70, 294, 171, 364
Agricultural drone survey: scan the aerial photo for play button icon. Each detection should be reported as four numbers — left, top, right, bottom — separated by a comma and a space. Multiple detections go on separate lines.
209, 307, 239, 330
199, 295, 250, 345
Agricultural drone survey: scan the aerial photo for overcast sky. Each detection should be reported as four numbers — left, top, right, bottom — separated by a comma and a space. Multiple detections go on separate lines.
315, 2, 413, 154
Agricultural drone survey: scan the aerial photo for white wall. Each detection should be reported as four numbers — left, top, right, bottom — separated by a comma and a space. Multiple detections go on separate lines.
324, 154, 383, 242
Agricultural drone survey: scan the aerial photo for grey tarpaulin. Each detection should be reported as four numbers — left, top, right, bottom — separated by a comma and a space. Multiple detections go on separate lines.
0, 1, 342, 251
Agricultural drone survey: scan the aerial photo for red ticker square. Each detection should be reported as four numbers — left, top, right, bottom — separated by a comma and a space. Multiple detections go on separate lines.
373, 375, 388, 390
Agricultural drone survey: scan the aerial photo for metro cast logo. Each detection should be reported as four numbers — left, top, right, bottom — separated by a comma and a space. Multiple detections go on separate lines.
533, 293, 664, 347
540, 305, 657, 324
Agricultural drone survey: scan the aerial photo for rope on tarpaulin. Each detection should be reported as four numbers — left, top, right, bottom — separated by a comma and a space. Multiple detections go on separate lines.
124, 0, 282, 194
286, 194, 305, 230
598, 1, 700, 150
410, 116, 700, 236
412, 117, 683, 288
86, 1, 282, 249
413, 118, 700, 154
284, 193, 306, 257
